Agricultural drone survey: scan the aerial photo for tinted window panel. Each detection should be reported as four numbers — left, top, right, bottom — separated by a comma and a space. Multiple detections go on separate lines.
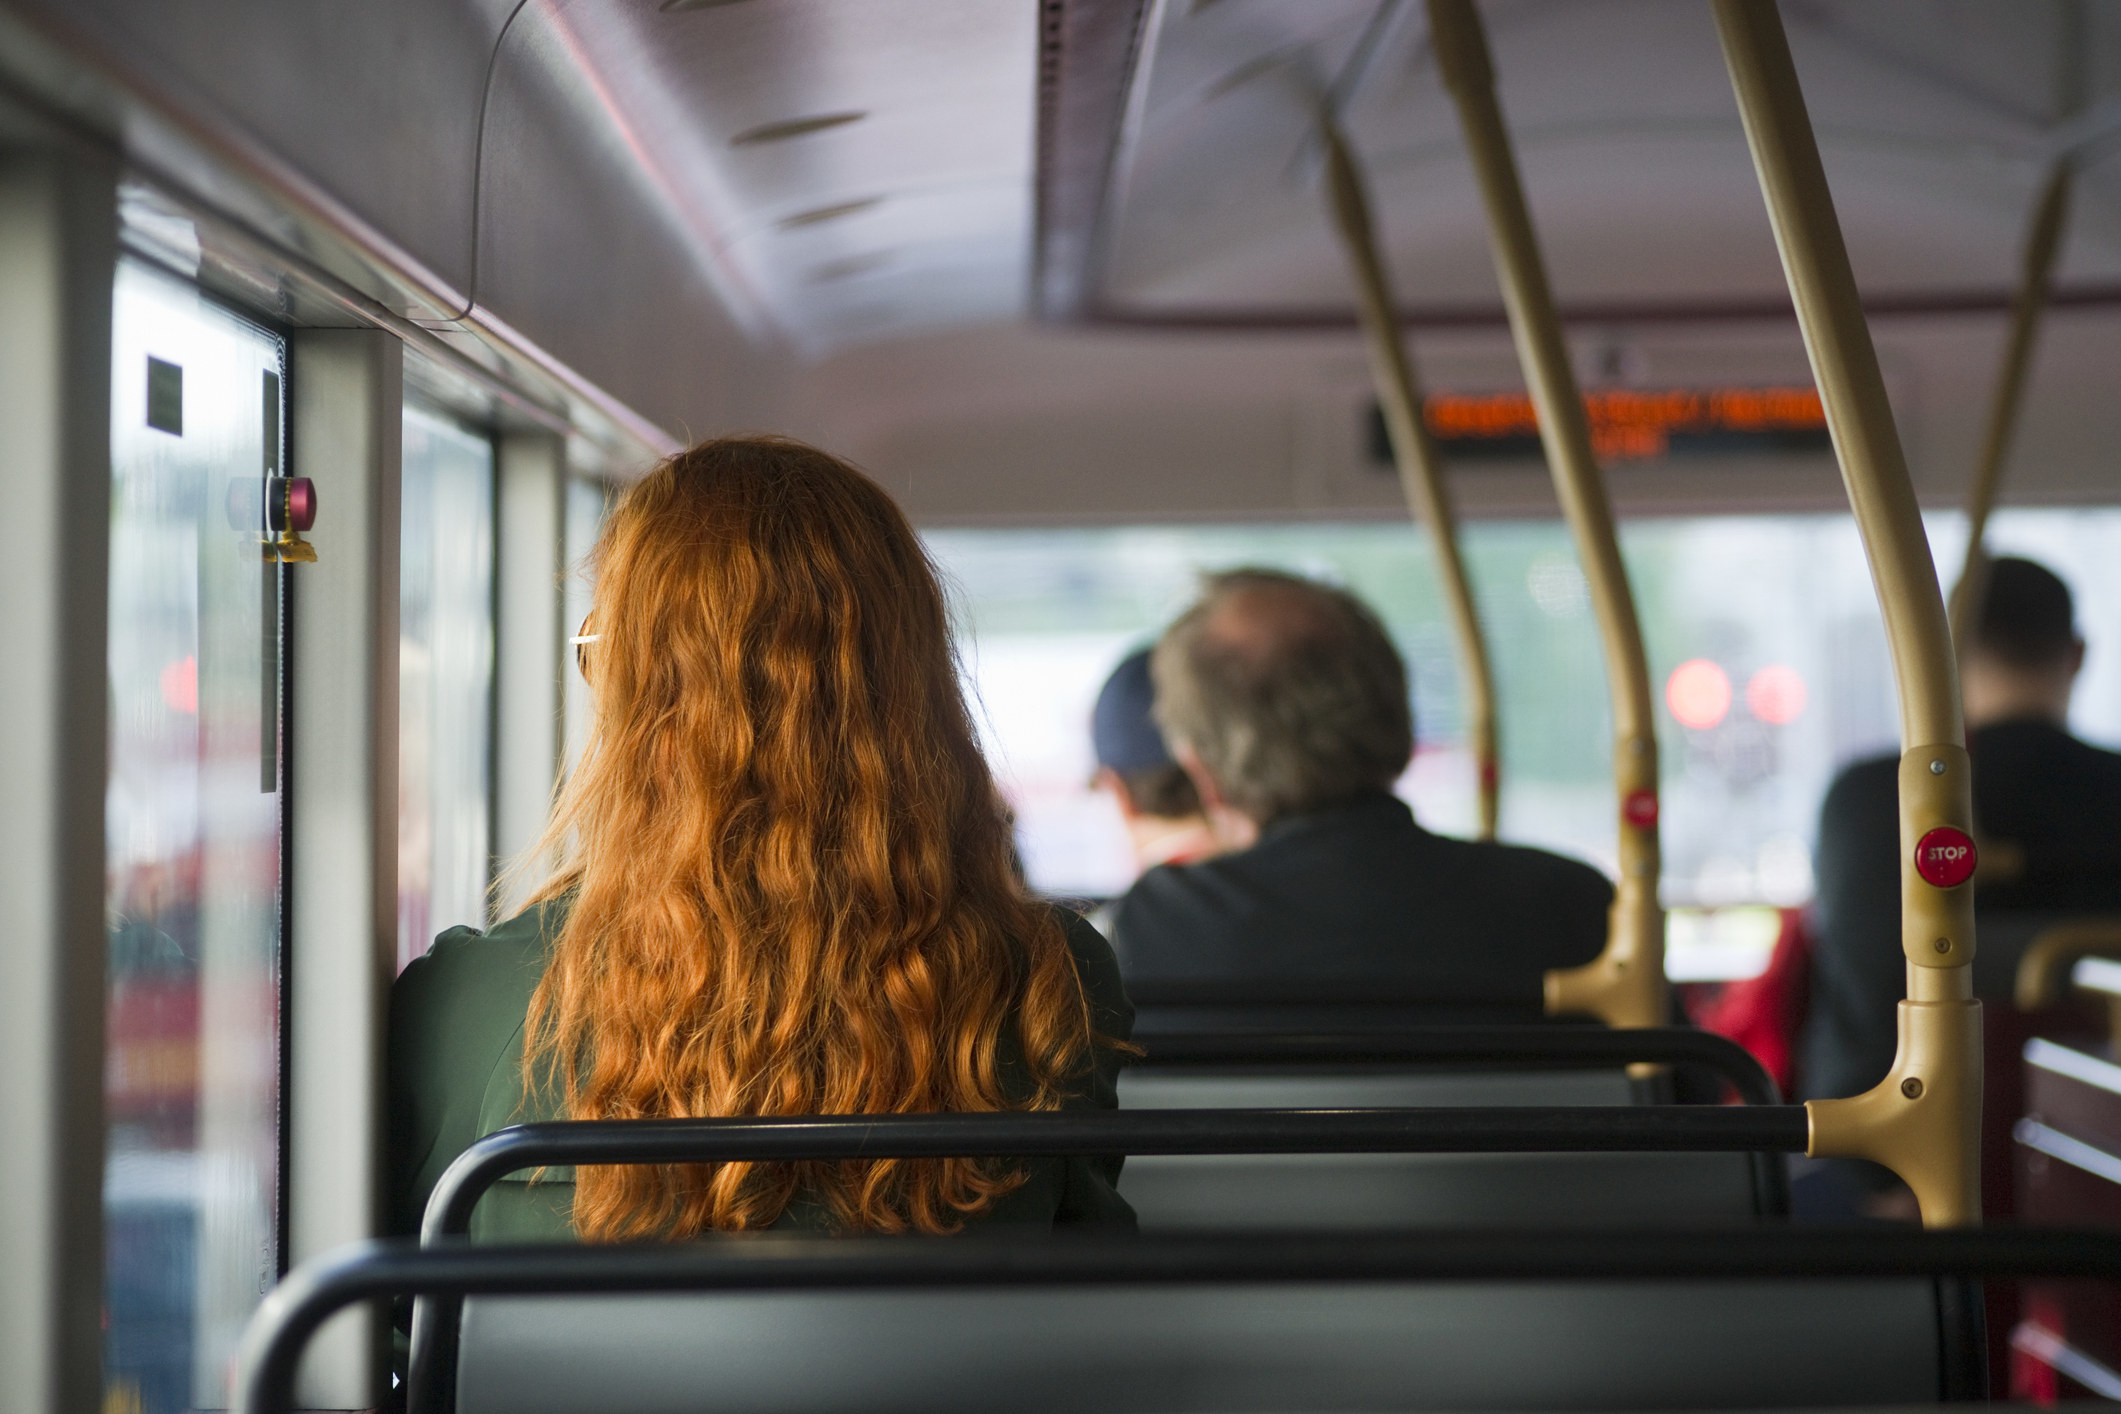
398, 406, 496, 969
104, 259, 286, 1414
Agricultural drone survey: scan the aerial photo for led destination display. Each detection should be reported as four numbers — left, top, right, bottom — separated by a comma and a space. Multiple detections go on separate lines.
1369, 386, 1832, 464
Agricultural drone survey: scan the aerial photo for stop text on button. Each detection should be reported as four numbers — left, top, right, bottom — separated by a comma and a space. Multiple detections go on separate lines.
1913, 827, 1977, 889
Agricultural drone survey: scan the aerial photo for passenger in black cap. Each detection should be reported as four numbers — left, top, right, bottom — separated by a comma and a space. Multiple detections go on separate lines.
1092, 649, 1218, 876
1803, 556, 2121, 1103
1106, 568, 1610, 1024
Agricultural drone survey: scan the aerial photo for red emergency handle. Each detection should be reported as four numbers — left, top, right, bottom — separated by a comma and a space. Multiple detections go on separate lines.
268, 477, 317, 534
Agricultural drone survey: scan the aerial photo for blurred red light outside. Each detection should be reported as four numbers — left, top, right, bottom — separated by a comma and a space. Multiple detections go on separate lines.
1746, 664, 1808, 725
1665, 659, 1731, 730
159, 655, 198, 715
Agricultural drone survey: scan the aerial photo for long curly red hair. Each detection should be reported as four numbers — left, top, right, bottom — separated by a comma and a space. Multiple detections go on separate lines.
521, 437, 1094, 1238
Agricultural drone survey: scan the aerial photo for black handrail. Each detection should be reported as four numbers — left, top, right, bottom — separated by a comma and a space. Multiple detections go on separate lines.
1121, 1032, 1790, 1219
409, 1107, 1808, 1412
255, 1226, 2121, 1414
422, 1107, 1810, 1243
1127, 1027, 1782, 1107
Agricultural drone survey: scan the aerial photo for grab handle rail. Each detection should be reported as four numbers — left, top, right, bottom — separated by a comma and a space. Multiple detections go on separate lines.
2015, 917, 2121, 1011
1713, 0, 1980, 1226
407, 1106, 1804, 1414
258, 1226, 2121, 1414
423, 1106, 1809, 1243
1320, 114, 1501, 837
1426, 0, 1663, 1029
1129, 1025, 1780, 1107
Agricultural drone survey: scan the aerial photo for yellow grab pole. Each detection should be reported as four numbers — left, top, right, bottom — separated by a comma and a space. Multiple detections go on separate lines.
1947, 160, 2073, 651
1321, 118, 1502, 840
1427, 0, 1663, 1027
1714, 0, 1979, 1228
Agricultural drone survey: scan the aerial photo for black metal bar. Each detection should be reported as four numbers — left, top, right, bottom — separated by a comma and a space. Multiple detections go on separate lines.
257, 1227, 2121, 1414
1128, 1027, 1783, 1107
408, 1106, 1806, 1413
422, 1107, 1811, 1242
1131, 1028, 1790, 1218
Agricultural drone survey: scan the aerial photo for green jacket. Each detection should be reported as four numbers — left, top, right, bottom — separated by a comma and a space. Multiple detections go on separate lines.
387, 898, 1137, 1240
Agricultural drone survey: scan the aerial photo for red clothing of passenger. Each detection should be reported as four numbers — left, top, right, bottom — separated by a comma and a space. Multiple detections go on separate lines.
1689, 908, 1812, 1099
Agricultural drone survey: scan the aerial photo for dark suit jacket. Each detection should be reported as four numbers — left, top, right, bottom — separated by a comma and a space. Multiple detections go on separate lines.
1107, 792, 1611, 1014
1802, 718, 2121, 1101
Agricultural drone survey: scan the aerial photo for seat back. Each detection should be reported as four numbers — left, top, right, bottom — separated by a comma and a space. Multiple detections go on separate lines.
456, 1277, 1955, 1413
1116, 1066, 1770, 1225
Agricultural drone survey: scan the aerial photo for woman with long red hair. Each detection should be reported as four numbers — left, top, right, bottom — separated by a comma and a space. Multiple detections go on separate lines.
388, 436, 1134, 1239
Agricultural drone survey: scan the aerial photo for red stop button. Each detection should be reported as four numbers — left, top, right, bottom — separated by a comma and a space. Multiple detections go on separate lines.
1914, 827, 1977, 888
1622, 789, 1659, 829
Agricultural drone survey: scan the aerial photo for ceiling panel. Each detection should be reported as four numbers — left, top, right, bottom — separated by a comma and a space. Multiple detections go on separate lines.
510, 0, 1036, 354
13, 0, 514, 317
1059, 0, 2121, 324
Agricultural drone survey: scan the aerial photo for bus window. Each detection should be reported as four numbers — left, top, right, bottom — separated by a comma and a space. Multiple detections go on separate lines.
398, 407, 495, 968
103, 259, 287, 1414
930, 509, 2121, 939
562, 476, 611, 778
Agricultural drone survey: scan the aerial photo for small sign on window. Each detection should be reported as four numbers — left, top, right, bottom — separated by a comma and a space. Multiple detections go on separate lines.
147, 356, 182, 435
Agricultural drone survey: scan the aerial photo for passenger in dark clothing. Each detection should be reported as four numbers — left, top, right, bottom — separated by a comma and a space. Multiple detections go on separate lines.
1108, 568, 1611, 1015
1091, 649, 1218, 876
1116, 790, 1610, 1009
1803, 557, 2121, 1102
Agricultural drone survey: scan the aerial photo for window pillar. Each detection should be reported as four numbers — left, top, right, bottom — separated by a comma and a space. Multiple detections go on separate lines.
493, 430, 567, 916
0, 144, 117, 1414
287, 329, 402, 1408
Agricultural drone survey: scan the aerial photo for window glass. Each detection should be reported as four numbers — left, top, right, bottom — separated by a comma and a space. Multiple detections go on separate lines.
563, 476, 612, 777
398, 407, 496, 970
925, 510, 2121, 977
104, 259, 286, 1414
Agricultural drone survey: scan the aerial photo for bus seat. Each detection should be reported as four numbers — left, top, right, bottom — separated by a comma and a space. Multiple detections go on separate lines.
1129, 1004, 1584, 1035
453, 1277, 1957, 1413
1116, 1067, 1768, 1225
1119, 1064, 1637, 1108
1975, 911, 2090, 1002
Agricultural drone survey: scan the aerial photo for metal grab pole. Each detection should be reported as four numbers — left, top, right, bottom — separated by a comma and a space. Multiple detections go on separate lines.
1320, 118, 1502, 839
1713, 0, 1980, 1228
1947, 160, 2073, 650
1425, 0, 1663, 1028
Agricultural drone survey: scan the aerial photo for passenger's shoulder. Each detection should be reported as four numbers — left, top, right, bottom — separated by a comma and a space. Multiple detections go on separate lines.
1823, 752, 1899, 806
2063, 731, 2121, 779
1044, 902, 1133, 1042
1113, 852, 1239, 907
1466, 836, 1614, 901
398, 897, 565, 1003
1049, 900, 1106, 949
1103, 855, 1239, 948
1814, 753, 1901, 847
1049, 902, 1121, 984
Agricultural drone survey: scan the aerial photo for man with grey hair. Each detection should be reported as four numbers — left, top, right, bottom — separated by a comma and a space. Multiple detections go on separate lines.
1108, 568, 1610, 1019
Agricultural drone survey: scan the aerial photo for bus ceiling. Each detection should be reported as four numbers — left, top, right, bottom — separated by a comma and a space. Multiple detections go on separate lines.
1040, 0, 2121, 328
5, 1, 2120, 519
